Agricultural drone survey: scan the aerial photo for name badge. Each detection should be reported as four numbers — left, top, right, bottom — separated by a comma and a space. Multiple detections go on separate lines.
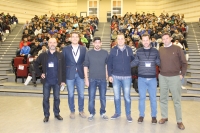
145, 62, 151, 67
48, 62, 54, 67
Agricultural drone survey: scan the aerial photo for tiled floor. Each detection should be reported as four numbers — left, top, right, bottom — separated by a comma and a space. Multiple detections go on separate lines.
0, 96, 199, 133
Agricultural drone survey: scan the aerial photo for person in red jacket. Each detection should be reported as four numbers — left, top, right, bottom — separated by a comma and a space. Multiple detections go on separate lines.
19, 36, 31, 49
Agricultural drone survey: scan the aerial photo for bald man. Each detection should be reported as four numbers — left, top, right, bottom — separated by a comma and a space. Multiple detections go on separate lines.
34, 38, 66, 122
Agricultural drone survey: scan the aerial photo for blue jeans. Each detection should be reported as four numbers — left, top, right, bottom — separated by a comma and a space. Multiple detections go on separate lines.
88, 79, 107, 115
66, 73, 85, 112
43, 82, 60, 117
138, 77, 157, 117
112, 76, 132, 116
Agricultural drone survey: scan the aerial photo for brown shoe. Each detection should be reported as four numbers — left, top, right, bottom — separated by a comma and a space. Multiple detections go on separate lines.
138, 116, 144, 124
70, 112, 75, 119
79, 112, 86, 118
159, 118, 168, 124
177, 122, 185, 130
152, 117, 157, 124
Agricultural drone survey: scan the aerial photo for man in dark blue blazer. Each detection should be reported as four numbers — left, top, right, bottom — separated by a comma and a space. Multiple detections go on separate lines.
62, 31, 87, 119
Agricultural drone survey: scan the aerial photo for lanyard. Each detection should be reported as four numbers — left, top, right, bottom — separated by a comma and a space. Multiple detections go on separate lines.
71, 46, 80, 56
143, 48, 151, 60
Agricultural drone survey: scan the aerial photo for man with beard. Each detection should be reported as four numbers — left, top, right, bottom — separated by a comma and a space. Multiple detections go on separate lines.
131, 34, 160, 124
84, 37, 109, 121
34, 38, 66, 122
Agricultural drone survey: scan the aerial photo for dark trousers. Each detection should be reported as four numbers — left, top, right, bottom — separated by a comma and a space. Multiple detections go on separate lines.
43, 82, 60, 117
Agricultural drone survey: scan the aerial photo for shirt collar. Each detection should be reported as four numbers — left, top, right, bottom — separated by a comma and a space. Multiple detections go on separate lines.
164, 43, 172, 47
118, 45, 126, 51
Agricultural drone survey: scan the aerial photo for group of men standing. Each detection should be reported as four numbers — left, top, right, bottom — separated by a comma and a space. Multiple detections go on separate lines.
34, 31, 187, 130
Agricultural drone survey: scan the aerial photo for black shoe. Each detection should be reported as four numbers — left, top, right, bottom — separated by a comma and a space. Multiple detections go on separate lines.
33, 82, 37, 87
43, 117, 49, 122
55, 115, 63, 120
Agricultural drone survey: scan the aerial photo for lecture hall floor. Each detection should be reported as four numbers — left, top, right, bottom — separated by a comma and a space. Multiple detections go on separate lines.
0, 96, 199, 133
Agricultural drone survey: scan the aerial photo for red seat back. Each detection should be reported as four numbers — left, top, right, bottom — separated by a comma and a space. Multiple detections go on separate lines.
17, 64, 28, 77
14, 57, 24, 68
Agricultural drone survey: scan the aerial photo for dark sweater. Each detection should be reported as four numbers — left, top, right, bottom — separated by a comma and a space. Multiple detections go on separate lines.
107, 46, 134, 77
131, 47, 160, 78
159, 45, 187, 76
84, 49, 108, 79
46, 52, 58, 85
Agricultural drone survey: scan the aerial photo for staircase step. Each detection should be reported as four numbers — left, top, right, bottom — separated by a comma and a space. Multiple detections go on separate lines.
0, 53, 15, 55
0, 46, 18, 48
188, 53, 200, 56
0, 68, 11, 74
185, 76, 200, 82
0, 59, 13, 62
187, 51, 200, 53
188, 62, 200, 65
187, 69, 200, 73
187, 71, 200, 77
188, 56, 200, 59
187, 81, 200, 88
0, 81, 188, 94
188, 49, 200, 51
186, 86, 200, 94
0, 74, 9, 78
0, 48, 18, 50
0, 78, 8, 83
0, 88, 199, 100
189, 58, 200, 61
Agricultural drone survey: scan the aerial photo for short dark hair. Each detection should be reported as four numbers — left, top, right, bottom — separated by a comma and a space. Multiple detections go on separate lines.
161, 32, 171, 37
93, 37, 101, 42
141, 33, 150, 39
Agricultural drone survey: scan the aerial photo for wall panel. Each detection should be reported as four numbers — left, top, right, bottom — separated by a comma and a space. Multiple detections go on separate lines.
0, 0, 200, 23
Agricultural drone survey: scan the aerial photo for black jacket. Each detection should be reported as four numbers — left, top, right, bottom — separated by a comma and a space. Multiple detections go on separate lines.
34, 51, 66, 85
30, 45, 42, 56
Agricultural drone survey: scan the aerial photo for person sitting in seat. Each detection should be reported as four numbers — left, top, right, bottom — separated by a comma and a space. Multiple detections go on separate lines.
34, 26, 42, 36
30, 41, 42, 57
48, 27, 58, 35
20, 41, 30, 63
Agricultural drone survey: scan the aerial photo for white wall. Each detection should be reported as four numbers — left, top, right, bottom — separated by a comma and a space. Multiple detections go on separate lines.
1, 0, 200, 23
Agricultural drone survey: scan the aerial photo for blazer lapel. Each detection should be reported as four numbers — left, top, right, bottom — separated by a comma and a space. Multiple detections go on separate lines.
76, 45, 82, 63
69, 45, 76, 63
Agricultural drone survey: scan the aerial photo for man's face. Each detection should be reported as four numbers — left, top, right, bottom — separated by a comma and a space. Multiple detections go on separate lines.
129, 41, 133, 47
71, 33, 79, 45
175, 40, 179, 44
142, 36, 151, 48
117, 35, 125, 47
162, 35, 172, 46
93, 40, 101, 50
48, 38, 57, 51
25, 30, 28, 34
